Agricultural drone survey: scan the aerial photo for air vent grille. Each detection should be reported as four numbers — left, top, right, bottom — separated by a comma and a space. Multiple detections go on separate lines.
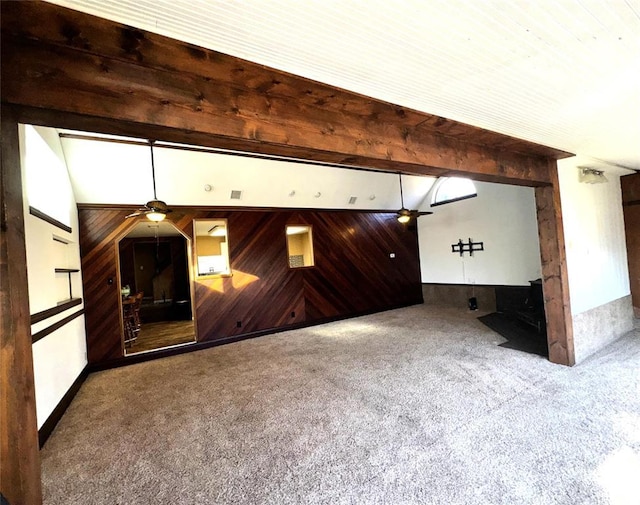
230, 190, 242, 200
348, 196, 357, 204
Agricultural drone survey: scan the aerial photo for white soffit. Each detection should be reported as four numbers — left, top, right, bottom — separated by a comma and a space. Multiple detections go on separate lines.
46, 0, 640, 170
59, 133, 436, 210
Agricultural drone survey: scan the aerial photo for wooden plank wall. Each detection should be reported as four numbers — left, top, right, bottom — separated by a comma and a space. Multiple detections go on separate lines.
622, 173, 640, 317
79, 207, 422, 365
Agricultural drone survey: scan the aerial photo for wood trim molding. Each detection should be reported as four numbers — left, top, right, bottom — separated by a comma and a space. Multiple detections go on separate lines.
32, 309, 85, 344
38, 366, 88, 448
31, 298, 82, 325
422, 282, 531, 288
29, 206, 72, 233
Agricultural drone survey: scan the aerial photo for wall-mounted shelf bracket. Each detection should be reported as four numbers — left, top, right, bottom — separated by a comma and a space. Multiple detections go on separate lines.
55, 268, 80, 301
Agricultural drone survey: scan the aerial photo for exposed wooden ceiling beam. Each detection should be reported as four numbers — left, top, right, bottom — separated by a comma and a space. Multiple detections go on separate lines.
1, 2, 571, 186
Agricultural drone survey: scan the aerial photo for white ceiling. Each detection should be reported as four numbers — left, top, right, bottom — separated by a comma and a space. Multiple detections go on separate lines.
47, 0, 640, 170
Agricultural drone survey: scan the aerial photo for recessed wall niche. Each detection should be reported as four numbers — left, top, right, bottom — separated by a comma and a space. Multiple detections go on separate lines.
286, 225, 314, 268
193, 219, 231, 277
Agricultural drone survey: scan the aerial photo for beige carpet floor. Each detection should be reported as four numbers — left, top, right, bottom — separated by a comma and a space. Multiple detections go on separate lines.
40, 305, 640, 504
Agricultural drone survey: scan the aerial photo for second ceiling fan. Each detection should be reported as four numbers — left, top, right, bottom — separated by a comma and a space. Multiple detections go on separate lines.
396, 173, 432, 223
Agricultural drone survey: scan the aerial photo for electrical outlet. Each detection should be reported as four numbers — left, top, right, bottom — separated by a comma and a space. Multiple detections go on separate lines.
236, 321, 242, 328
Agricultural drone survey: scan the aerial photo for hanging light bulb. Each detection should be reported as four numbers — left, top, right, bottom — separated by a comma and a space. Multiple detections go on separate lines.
397, 174, 412, 223
397, 212, 411, 224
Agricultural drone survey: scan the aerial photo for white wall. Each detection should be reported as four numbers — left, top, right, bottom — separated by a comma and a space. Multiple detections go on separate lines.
557, 157, 632, 315
558, 156, 634, 363
20, 124, 88, 430
418, 181, 542, 286
60, 135, 436, 210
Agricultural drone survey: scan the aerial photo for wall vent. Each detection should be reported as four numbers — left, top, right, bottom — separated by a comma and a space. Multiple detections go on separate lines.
348, 196, 357, 205
230, 190, 243, 200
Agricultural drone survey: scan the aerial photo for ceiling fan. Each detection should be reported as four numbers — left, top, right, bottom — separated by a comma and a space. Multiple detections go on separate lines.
126, 140, 172, 222
396, 172, 433, 223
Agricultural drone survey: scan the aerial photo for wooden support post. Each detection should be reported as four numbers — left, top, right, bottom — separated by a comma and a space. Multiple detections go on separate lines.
535, 162, 575, 366
1, 113, 43, 503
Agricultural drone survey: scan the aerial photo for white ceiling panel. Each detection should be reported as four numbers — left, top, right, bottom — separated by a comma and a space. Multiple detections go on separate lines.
47, 0, 640, 169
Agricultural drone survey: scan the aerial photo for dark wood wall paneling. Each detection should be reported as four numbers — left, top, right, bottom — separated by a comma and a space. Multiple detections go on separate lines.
79, 208, 422, 365
79, 209, 134, 363
622, 173, 640, 316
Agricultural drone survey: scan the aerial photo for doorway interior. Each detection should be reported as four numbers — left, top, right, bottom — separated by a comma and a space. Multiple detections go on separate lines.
118, 220, 196, 354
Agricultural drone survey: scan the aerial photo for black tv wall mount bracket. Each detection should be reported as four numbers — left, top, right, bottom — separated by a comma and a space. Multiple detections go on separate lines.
451, 238, 484, 257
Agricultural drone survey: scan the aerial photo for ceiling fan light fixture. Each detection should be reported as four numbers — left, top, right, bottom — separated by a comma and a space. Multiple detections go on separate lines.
125, 140, 173, 221
395, 174, 433, 223
397, 208, 411, 224
146, 211, 166, 222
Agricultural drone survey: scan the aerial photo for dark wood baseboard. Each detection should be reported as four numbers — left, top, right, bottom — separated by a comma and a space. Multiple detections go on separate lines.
422, 282, 530, 288
89, 301, 422, 372
38, 366, 88, 449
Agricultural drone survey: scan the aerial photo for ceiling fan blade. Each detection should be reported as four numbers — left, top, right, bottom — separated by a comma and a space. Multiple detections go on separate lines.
414, 211, 434, 216
125, 211, 144, 218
